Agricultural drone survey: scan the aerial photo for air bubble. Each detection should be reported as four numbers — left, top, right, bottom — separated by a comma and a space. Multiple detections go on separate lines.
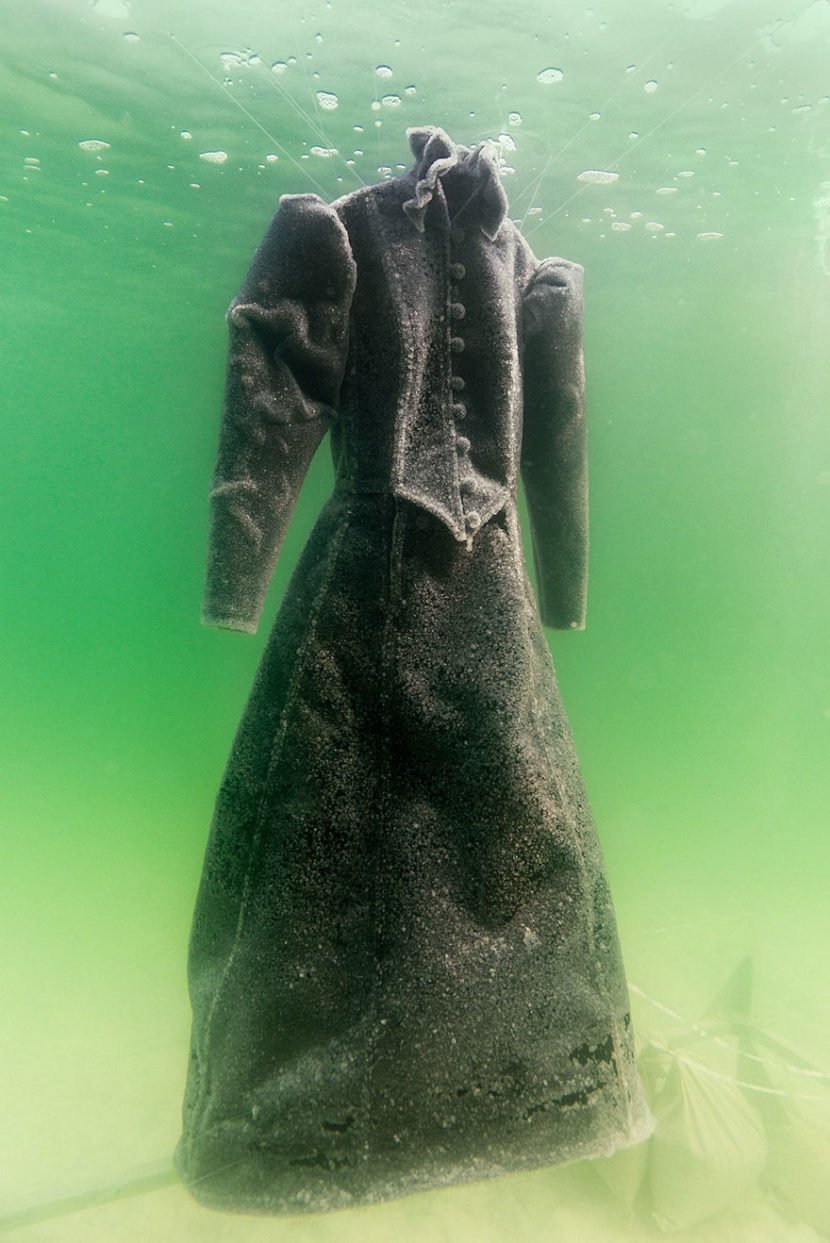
316, 91, 339, 110
381, 94, 401, 107
376, 65, 393, 77
577, 169, 619, 184
180, 131, 192, 141
697, 232, 723, 240
310, 146, 339, 157
199, 150, 228, 164
644, 80, 658, 93
123, 31, 140, 42
78, 139, 110, 152
611, 221, 631, 231
91, 0, 128, 14
220, 50, 261, 69
537, 67, 563, 84
508, 112, 522, 125
405, 85, 417, 95
272, 61, 288, 74
644, 221, 664, 232
656, 186, 677, 195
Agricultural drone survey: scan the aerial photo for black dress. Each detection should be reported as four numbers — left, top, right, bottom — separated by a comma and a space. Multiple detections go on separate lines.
172, 124, 655, 1215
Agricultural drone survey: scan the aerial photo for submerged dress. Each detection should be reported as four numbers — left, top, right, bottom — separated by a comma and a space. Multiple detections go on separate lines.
172, 123, 655, 1215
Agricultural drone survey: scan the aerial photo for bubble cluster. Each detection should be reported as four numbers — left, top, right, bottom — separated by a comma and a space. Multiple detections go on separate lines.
220, 50, 261, 70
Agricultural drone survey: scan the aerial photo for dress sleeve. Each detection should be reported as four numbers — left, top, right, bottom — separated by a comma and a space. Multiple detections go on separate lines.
520, 255, 588, 631
201, 193, 357, 634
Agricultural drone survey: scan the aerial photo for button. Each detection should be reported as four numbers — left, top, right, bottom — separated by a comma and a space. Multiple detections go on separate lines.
459, 478, 474, 497
450, 375, 465, 391
450, 262, 466, 279
451, 225, 466, 243
450, 336, 465, 353
450, 402, 467, 419
455, 435, 470, 452
450, 302, 466, 320
465, 510, 481, 532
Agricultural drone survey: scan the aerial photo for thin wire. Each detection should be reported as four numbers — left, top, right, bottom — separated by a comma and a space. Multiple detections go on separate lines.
167, 32, 329, 197
646, 1039, 829, 1102
630, 983, 830, 1082
256, 64, 367, 188
520, 11, 790, 241
515, 32, 677, 234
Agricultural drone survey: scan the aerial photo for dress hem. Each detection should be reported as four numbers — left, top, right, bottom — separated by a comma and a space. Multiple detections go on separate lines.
173, 1097, 656, 1218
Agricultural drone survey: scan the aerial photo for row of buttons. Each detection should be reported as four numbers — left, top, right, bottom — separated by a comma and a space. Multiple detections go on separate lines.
448, 233, 480, 534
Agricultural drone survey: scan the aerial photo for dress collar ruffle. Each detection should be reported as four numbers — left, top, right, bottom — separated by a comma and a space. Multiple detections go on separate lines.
402, 125, 508, 241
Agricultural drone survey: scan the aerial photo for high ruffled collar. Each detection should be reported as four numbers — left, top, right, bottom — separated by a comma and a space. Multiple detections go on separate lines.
402, 125, 508, 240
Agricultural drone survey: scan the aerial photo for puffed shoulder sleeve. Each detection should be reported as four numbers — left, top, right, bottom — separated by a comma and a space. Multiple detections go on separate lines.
201, 193, 357, 633
520, 255, 588, 630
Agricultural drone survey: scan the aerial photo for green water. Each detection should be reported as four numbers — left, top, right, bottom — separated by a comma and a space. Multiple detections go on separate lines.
2, 0, 829, 1238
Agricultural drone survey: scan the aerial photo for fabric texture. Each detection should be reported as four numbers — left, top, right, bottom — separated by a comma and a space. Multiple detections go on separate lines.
173, 123, 655, 1215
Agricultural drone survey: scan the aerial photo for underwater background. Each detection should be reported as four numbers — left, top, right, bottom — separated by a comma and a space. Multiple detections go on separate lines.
1, 0, 829, 1238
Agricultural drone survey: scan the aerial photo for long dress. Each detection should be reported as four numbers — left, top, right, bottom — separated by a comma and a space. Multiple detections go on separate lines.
172, 125, 655, 1216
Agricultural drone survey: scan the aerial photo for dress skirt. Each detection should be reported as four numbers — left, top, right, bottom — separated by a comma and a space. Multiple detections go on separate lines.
172, 487, 655, 1215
